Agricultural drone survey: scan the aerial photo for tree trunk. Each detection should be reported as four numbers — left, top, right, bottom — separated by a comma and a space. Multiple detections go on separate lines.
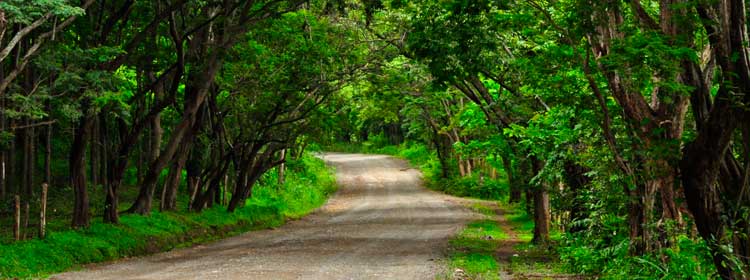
457, 155, 466, 177
532, 187, 551, 244
71, 114, 94, 228
161, 142, 189, 211
227, 154, 273, 212
682, 144, 736, 279
103, 180, 120, 224
502, 154, 521, 203
8, 121, 15, 195
186, 154, 202, 210
563, 161, 591, 233
0, 66, 5, 198
90, 118, 99, 186
128, 52, 222, 215
19, 126, 28, 199
44, 121, 51, 185
531, 159, 550, 245
627, 187, 646, 255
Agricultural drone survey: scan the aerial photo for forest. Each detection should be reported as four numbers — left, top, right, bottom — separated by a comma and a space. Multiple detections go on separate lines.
1, 0, 750, 279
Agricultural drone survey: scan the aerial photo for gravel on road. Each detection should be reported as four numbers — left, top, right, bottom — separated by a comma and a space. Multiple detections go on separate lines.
51, 153, 477, 280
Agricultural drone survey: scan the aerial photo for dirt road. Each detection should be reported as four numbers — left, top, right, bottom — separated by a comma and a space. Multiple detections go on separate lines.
52, 153, 476, 280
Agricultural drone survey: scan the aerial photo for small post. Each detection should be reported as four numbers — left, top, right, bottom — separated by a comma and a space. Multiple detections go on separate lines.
223, 175, 228, 206
278, 149, 286, 185
39, 183, 48, 239
13, 195, 20, 241
23, 202, 29, 239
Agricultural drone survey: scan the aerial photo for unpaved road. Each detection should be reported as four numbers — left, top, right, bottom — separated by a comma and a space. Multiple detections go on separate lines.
52, 153, 476, 280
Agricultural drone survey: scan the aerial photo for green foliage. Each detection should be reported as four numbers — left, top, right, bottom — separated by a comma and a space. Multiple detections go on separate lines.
558, 234, 716, 279
0, 0, 85, 25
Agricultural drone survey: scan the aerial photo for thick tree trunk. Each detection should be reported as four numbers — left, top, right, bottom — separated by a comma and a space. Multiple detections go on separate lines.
457, 155, 466, 177
186, 155, 202, 210
90, 119, 99, 186
161, 142, 189, 211
532, 187, 551, 244
531, 159, 550, 245
682, 144, 736, 279
563, 161, 591, 233
434, 136, 451, 179
627, 188, 646, 255
502, 154, 521, 203
71, 114, 94, 228
103, 180, 120, 224
128, 53, 221, 215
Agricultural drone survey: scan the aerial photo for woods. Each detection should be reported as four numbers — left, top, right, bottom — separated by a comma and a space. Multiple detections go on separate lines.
2, 0, 750, 279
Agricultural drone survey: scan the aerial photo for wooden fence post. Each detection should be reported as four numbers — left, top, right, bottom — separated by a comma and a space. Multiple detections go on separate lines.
13, 195, 20, 241
278, 149, 286, 185
23, 202, 29, 239
39, 183, 48, 239
223, 175, 229, 206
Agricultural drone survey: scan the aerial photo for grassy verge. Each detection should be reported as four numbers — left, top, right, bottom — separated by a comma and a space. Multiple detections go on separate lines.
445, 203, 504, 280
496, 203, 568, 277
0, 153, 336, 279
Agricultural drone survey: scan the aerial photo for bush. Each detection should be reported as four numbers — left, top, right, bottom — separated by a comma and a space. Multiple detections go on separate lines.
558, 233, 717, 279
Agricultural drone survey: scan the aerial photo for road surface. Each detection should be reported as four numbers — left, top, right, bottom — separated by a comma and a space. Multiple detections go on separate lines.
52, 153, 476, 280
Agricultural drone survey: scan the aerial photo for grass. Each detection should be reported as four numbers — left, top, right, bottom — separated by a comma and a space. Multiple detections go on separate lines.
447, 219, 504, 280
0, 153, 336, 279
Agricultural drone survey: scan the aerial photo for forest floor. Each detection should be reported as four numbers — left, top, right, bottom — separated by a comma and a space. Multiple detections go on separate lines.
52, 153, 477, 279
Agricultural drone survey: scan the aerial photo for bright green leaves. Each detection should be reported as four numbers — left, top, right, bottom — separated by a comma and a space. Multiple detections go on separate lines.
220, 8, 370, 145
0, 0, 85, 25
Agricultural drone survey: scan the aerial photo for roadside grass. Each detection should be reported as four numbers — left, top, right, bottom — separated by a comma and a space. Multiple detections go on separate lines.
0, 153, 336, 279
447, 218, 504, 280
496, 202, 570, 278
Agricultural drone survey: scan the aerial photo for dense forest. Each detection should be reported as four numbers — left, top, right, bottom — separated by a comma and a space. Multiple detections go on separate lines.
1, 0, 750, 279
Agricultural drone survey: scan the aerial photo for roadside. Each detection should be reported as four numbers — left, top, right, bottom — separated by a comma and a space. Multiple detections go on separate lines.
334, 142, 584, 279
0, 153, 335, 279
445, 198, 583, 280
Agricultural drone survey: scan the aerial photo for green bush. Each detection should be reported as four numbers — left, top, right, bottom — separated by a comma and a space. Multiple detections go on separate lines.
558, 233, 717, 279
